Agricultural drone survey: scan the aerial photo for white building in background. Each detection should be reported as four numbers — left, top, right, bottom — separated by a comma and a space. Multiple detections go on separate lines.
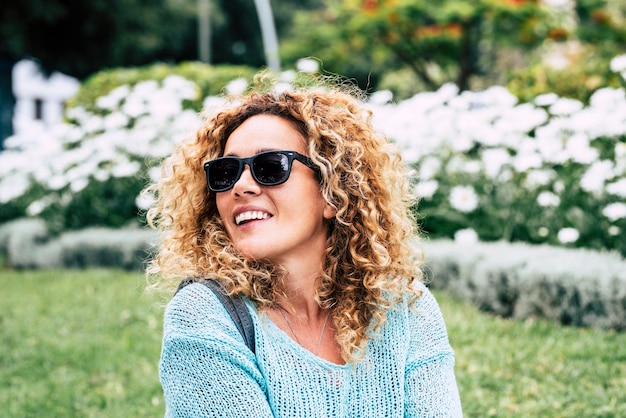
12, 59, 79, 135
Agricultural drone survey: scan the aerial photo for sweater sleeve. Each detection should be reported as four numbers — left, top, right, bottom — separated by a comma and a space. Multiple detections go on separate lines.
404, 285, 463, 417
159, 283, 273, 418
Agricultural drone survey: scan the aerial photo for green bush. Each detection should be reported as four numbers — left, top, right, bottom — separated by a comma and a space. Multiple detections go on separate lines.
422, 239, 626, 330
0, 218, 156, 270
377, 68, 427, 101
2, 218, 50, 269
68, 61, 259, 114
506, 52, 622, 104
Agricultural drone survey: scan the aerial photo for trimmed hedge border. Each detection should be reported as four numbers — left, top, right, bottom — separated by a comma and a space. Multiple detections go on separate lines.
421, 239, 626, 331
0, 218, 157, 271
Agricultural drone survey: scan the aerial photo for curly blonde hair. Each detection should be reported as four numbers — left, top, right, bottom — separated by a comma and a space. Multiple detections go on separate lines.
146, 77, 423, 362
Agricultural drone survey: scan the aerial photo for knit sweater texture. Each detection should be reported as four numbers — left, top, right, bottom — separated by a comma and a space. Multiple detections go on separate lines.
159, 282, 463, 417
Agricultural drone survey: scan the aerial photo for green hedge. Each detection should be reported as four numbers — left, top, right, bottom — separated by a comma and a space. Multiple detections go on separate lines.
422, 239, 626, 330
0, 219, 157, 271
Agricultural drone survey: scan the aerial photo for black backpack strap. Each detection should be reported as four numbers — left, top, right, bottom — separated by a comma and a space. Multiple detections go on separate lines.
176, 278, 255, 354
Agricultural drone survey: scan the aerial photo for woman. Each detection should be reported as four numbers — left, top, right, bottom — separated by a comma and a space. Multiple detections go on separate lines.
147, 75, 463, 417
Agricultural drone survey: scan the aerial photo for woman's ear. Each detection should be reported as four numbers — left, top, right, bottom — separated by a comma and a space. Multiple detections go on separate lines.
323, 202, 337, 220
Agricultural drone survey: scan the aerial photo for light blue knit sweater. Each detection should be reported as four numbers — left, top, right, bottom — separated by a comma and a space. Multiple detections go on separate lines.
159, 282, 463, 417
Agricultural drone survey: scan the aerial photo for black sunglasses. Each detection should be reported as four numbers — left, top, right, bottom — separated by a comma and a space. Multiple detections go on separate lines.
204, 150, 319, 192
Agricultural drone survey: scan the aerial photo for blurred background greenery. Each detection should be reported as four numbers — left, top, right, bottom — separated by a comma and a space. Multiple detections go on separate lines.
1, 0, 625, 143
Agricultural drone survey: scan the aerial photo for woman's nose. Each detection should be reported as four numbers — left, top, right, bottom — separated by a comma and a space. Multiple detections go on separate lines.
232, 164, 261, 196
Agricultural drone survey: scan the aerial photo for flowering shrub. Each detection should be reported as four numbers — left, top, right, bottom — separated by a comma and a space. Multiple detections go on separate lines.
369, 54, 626, 256
0, 74, 205, 232
0, 57, 625, 255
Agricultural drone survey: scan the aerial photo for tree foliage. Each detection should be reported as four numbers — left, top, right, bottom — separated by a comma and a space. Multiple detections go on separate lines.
506, 0, 626, 103
282, 0, 550, 92
0, 0, 324, 79
1, 0, 198, 78
0, 0, 322, 146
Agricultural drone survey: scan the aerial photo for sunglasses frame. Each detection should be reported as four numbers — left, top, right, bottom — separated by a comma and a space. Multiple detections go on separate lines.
204, 150, 319, 192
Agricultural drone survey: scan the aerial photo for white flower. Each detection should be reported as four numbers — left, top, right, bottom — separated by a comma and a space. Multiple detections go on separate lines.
610, 54, 626, 73
94, 169, 109, 182
414, 180, 439, 199
449, 185, 479, 213
147, 91, 184, 119
369, 90, 394, 105
46, 174, 68, 190
148, 167, 162, 182
580, 160, 614, 193
273, 82, 293, 94
418, 157, 442, 180
534, 93, 559, 107
537, 226, 550, 237
446, 156, 467, 173
537, 191, 560, 207
602, 202, 626, 222
565, 134, 598, 164
462, 160, 481, 174
543, 0, 572, 8
454, 228, 479, 244
296, 58, 320, 73
553, 180, 565, 194
122, 95, 148, 118
513, 151, 543, 172
225, 77, 248, 95
535, 125, 567, 164
606, 178, 626, 198
70, 177, 89, 193
608, 226, 621, 236
557, 227, 579, 244
111, 160, 141, 178
549, 98, 584, 116
133, 80, 159, 98
82, 114, 105, 134
497, 167, 513, 182
279, 70, 297, 82
482, 148, 510, 178
162, 75, 198, 100
26, 199, 47, 216
589, 87, 626, 109
104, 112, 130, 130
525, 169, 555, 188
449, 135, 473, 153
0, 174, 30, 203
96, 85, 131, 110
136, 191, 157, 211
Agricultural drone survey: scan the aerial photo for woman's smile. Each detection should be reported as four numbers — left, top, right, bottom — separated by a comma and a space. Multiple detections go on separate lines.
234, 209, 273, 226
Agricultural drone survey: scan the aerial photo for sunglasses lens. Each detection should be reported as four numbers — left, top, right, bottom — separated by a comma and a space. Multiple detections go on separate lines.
205, 151, 299, 192
253, 152, 290, 185
208, 158, 240, 191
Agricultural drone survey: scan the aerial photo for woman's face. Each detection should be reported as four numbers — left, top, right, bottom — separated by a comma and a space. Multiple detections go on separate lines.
215, 114, 335, 265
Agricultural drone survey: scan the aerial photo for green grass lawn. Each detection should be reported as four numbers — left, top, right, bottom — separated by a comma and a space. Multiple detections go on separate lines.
0, 269, 165, 417
1, 269, 624, 417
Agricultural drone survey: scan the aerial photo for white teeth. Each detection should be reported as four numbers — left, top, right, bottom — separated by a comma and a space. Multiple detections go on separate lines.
235, 211, 271, 225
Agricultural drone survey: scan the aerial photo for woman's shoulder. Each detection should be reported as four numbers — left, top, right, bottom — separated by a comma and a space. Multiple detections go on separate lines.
162, 281, 262, 360
404, 282, 448, 326
403, 282, 455, 362
163, 282, 238, 336
411, 282, 441, 313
